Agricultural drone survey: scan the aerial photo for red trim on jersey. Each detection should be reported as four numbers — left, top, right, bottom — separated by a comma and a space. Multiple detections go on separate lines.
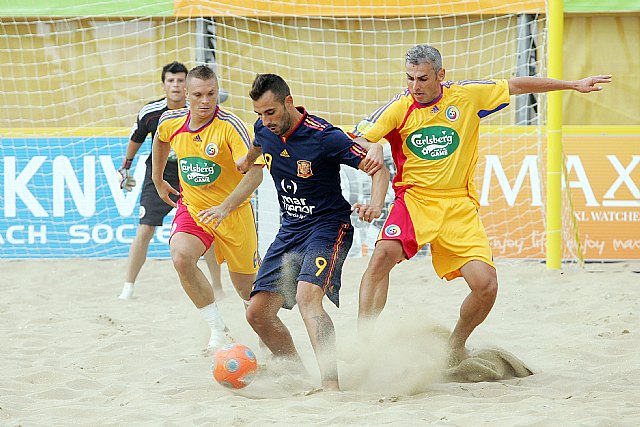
349, 143, 368, 158
304, 115, 327, 130
386, 128, 408, 190
169, 106, 219, 141
281, 106, 308, 143
323, 223, 349, 292
399, 104, 418, 130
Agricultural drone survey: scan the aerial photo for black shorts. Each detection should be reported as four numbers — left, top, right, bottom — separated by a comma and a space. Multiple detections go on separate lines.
139, 161, 180, 226
251, 221, 353, 310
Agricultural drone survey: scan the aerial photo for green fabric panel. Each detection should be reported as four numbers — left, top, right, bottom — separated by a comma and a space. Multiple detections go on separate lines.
1, 0, 174, 17
565, 0, 640, 12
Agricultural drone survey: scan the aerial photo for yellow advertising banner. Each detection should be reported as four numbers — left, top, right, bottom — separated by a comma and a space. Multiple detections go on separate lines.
174, 0, 546, 17
478, 127, 640, 260
563, 132, 640, 260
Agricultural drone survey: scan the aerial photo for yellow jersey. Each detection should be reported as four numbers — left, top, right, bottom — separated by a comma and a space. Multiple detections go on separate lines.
353, 79, 510, 203
157, 106, 258, 216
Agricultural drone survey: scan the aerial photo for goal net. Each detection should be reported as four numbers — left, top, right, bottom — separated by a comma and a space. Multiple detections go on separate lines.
1, 0, 581, 262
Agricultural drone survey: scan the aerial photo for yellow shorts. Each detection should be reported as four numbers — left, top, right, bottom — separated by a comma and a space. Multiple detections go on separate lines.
378, 187, 494, 281
174, 201, 260, 275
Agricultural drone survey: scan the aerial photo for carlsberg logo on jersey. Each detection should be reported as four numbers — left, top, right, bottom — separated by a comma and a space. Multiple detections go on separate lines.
407, 126, 460, 160
179, 157, 220, 186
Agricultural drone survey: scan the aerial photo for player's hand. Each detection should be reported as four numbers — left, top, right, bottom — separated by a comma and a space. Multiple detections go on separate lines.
235, 155, 252, 174
575, 74, 612, 93
117, 159, 136, 191
197, 205, 231, 229
154, 180, 179, 208
351, 203, 383, 223
362, 144, 384, 176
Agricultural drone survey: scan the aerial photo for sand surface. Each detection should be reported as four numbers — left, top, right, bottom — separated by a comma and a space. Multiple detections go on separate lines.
2, 257, 639, 426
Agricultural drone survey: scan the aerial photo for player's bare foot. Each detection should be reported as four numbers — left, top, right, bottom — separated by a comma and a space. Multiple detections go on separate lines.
302, 385, 339, 395
448, 346, 470, 368
321, 381, 340, 392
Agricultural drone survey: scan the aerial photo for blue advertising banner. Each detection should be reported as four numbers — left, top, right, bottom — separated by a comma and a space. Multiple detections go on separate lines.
1, 136, 172, 259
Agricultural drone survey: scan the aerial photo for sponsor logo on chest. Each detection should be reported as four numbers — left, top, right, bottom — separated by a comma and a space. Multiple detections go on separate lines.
406, 126, 460, 160
179, 157, 221, 186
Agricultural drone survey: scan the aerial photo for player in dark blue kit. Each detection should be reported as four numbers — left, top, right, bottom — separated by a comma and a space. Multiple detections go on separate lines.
237, 74, 389, 391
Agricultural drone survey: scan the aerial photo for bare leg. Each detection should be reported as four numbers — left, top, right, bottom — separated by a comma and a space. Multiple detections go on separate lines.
357, 240, 405, 339
246, 291, 302, 364
449, 260, 498, 364
171, 233, 235, 350
228, 271, 255, 302
297, 281, 339, 391
203, 246, 225, 300
170, 232, 215, 308
118, 224, 155, 299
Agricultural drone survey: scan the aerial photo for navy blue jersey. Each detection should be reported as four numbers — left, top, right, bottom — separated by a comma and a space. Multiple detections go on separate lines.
254, 107, 367, 230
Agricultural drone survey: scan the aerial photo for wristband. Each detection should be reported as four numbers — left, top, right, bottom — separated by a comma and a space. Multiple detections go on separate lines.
122, 158, 133, 169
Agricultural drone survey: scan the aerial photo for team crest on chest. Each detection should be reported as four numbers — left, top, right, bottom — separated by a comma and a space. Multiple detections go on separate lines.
204, 142, 219, 157
445, 106, 460, 122
296, 160, 313, 178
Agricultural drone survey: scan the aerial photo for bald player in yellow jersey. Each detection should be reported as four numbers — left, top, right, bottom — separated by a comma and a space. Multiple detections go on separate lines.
354, 44, 611, 364
152, 65, 264, 352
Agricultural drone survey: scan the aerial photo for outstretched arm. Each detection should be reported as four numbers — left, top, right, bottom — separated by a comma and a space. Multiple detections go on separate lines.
508, 75, 612, 95
151, 133, 180, 208
197, 164, 263, 228
352, 160, 390, 223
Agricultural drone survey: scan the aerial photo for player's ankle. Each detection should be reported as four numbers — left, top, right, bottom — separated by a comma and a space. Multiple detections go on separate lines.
118, 282, 135, 299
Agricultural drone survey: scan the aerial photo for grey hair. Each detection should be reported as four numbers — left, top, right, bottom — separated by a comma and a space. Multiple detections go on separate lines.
405, 44, 442, 72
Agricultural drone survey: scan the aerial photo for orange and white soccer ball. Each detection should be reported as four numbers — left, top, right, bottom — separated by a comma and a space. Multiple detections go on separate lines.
212, 343, 258, 389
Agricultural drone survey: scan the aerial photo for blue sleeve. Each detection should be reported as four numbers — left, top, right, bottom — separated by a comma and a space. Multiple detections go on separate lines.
322, 126, 366, 170
253, 121, 262, 147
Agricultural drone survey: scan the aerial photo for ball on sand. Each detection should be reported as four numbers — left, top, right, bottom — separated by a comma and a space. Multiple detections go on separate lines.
212, 343, 257, 389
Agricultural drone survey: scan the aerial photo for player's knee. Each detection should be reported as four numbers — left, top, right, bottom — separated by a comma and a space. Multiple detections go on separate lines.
246, 303, 272, 334
136, 224, 156, 240
245, 305, 262, 329
295, 282, 323, 313
367, 245, 399, 276
476, 276, 498, 302
170, 250, 194, 276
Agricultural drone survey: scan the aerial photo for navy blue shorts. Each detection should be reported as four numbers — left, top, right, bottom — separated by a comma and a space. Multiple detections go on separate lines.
251, 221, 353, 310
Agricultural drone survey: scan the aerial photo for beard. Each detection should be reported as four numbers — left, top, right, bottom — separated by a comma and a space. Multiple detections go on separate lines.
273, 109, 292, 136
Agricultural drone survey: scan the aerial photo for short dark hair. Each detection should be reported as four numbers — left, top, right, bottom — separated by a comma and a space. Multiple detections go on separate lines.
249, 74, 290, 103
161, 61, 188, 82
187, 65, 217, 83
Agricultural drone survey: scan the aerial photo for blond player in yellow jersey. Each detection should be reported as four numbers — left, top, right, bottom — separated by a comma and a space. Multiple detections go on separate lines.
354, 44, 611, 364
152, 65, 264, 352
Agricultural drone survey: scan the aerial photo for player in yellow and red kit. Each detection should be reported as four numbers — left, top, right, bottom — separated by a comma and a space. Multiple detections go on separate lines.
354, 44, 611, 364
152, 65, 264, 352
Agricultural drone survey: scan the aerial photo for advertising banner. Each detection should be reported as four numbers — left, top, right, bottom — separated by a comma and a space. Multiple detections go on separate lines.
0, 137, 172, 258
1, 130, 638, 260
